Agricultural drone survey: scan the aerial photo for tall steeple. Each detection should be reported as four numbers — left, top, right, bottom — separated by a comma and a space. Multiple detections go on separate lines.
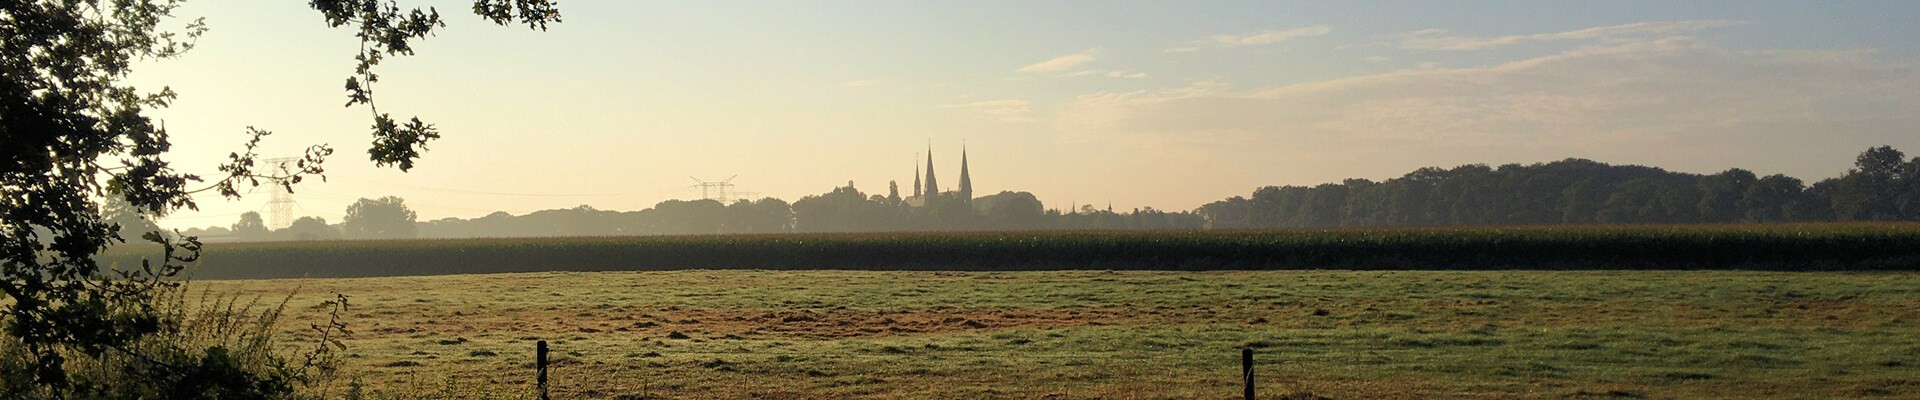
923, 144, 939, 195
958, 142, 972, 203
913, 152, 922, 197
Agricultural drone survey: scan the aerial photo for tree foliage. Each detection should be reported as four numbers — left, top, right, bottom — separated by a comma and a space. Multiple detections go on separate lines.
0, 0, 558, 395
284, 216, 343, 241
1197, 147, 1920, 228
205, 146, 1920, 244
230, 212, 267, 238
403, 184, 1203, 238
341, 196, 416, 240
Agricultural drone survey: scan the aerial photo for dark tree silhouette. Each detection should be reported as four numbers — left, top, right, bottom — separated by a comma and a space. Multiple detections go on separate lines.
343, 196, 419, 239
283, 216, 343, 241
0, 0, 559, 394
1194, 147, 1918, 228
231, 211, 269, 239
101, 197, 162, 240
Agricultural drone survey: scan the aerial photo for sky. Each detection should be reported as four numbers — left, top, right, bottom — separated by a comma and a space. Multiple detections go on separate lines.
139, 1, 1920, 229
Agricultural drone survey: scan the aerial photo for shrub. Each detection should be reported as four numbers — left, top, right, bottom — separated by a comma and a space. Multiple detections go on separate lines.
0, 285, 350, 399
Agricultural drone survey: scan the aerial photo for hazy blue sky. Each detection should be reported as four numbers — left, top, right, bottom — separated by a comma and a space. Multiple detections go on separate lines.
140, 1, 1920, 228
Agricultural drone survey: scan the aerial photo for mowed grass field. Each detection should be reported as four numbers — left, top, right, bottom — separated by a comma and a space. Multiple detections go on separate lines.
201, 270, 1920, 399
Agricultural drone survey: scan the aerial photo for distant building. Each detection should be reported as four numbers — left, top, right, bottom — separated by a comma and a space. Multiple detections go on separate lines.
904, 143, 972, 208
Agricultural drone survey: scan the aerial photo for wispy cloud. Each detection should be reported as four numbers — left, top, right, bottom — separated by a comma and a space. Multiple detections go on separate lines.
1168, 26, 1331, 52
1017, 50, 1145, 79
941, 99, 1034, 122
1400, 20, 1744, 51
1060, 37, 1919, 176
1060, 69, 1149, 79
1018, 50, 1099, 73
1211, 26, 1333, 47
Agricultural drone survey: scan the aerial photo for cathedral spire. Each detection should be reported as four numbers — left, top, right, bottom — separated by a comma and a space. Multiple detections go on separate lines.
924, 144, 939, 196
913, 152, 922, 197
958, 142, 972, 203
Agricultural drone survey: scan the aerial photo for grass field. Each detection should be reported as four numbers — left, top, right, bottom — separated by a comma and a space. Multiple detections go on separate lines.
204, 269, 1920, 399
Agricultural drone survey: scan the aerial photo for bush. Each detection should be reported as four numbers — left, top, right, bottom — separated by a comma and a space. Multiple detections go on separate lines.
0, 284, 350, 399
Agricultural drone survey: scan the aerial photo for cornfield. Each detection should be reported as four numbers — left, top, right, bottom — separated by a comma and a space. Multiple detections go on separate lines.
110, 222, 1920, 279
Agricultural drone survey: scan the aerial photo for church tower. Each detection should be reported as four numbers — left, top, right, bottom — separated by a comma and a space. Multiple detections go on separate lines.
924, 145, 940, 196
913, 153, 922, 197
958, 143, 972, 203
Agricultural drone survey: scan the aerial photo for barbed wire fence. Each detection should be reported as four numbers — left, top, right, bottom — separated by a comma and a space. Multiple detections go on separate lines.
355, 336, 1907, 399
514, 340, 1294, 399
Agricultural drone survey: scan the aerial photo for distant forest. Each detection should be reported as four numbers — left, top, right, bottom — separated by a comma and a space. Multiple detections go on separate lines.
170, 146, 1920, 241
1201, 146, 1920, 228
176, 185, 1204, 241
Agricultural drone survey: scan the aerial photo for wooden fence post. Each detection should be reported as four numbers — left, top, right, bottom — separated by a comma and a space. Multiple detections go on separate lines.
537, 340, 550, 400
1242, 348, 1254, 400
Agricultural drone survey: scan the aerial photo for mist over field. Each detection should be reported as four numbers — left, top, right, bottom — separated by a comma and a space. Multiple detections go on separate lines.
10, 1, 1920, 399
136, 1, 1920, 233
158, 146, 1920, 243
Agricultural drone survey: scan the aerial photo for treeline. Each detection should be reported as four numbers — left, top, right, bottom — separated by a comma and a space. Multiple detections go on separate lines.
176, 146, 1920, 241
412, 186, 1202, 239
179, 196, 421, 241
180, 185, 1203, 241
1198, 146, 1920, 228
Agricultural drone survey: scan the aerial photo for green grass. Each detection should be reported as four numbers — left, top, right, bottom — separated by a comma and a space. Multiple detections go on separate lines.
113, 223, 1920, 279
208, 269, 1920, 399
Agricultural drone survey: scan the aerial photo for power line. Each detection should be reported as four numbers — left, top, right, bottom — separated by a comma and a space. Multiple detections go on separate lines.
345, 178, 654, 198
261, 157, 300, 230
156, 212, 253, 220
301, 190, 508, 214
688, 175, 738, 203
161, 183, 571, 226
